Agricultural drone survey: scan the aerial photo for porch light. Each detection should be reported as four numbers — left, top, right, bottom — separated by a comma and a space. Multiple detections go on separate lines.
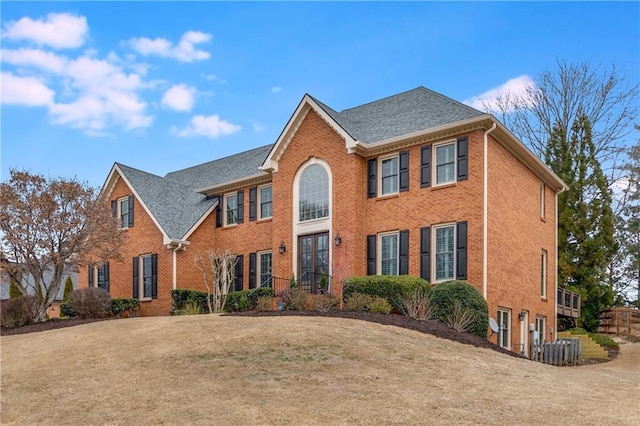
279, 241, 286, 254
334, 233, 342, 247
518, 311, 526, 321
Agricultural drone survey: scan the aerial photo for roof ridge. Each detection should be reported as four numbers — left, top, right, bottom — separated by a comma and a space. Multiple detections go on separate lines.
164, 143, 274, 178
339, 86, 426, 113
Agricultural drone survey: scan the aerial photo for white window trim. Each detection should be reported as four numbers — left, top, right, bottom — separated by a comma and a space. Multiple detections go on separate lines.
540, 183, 546, 220
432, 222, 456, 283
377, 231, 399, 275
224, 192, 239, 227
498, 308, 511, 350
541, 249, 548, 299
292, 158, 333, 278
117, 196, 131, 229
378, 153, 399, 197
432, 140, 457, 187
257, 184, 273, 220
257, 250, 273, 287
535, 316, 546, 345
138, 254, 154, 301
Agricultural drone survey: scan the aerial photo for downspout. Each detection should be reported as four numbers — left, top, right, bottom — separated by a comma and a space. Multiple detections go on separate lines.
554, 191, 560, 341
483, 122, 497, 300
172, 243, 183, 291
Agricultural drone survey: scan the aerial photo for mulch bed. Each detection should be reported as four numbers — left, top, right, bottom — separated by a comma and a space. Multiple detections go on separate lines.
1, 310, 518, 358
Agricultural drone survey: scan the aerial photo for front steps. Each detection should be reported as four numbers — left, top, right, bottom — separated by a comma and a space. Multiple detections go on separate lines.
557, 331, 609, 360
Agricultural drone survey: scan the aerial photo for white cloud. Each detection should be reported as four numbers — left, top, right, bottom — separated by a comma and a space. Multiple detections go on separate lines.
2, 13, 88, 49
1, 48, 68, 73
128, 31, 211, 62
271, 86, 282, 93
172, 115, 241, 139
161, 84, 196, 111
463, 75, 534, 113
1, 72, 54, 106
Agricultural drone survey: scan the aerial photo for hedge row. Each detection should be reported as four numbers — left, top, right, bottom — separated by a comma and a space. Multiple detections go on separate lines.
343, 275, 430, 310
171, 287, 275, 314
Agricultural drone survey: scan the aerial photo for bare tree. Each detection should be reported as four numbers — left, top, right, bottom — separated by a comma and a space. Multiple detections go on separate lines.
486, 60, 638, 172
193, 249, 238, 313
0, 170, 124, 322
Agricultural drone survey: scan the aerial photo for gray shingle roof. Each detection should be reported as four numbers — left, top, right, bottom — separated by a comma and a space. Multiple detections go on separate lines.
312, 86, 484, 143
164, 144, 273, 191
116, 164, 216, 240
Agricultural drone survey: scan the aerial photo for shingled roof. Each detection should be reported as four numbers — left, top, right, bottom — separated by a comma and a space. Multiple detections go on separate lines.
116, 164, 217, 240
164, 144, 273, 191
311, 86, 484, 143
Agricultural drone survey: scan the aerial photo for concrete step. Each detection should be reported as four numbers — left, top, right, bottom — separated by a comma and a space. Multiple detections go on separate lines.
557, 331, 609, 359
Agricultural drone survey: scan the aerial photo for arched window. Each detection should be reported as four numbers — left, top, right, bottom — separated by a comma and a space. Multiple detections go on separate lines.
299, 164, 329, 222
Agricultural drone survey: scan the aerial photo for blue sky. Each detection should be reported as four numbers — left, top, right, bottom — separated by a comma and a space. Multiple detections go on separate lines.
2, 2, 638, 188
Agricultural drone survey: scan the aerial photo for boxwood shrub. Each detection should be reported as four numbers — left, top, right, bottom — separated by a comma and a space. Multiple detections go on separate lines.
342, 275, 430, 310
172, 287, 276, 314
111, 298, 141, 317
428, 280, 488, 338
171, 289, 210, 314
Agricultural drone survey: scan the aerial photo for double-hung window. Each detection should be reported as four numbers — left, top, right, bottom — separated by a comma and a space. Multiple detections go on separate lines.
142, 255, 154, 299
112, 196, 134, 229
225, 193, 239, 226
133, 254, 157, 300
379, 232, 399, 275
96, 263, 109, 290
259, 185, 272, 219
435, 142, 456, 185
434, 224, 455, 282
540, 250, 548, 298
540, 183, 546, 220
258, 251, 273, 288
497, 309, 511, 349
380, 155, 399, 195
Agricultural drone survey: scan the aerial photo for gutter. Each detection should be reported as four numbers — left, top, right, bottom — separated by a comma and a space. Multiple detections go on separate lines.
483, 122, 497, 300
166, 240, 189, 291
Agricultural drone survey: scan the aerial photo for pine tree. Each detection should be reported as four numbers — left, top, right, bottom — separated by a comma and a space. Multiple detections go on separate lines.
546, 114, 616, 331
9, 278, 22, 299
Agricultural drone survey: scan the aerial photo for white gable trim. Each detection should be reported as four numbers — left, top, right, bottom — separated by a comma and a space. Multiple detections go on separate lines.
261, 95, 357, 172
103, 164, 172, 245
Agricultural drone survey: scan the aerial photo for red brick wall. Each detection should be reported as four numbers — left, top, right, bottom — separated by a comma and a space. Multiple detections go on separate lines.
486, 136, 557, 350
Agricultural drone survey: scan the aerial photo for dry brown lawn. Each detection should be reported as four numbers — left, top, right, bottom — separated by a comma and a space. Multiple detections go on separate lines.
2, 315, 639, 425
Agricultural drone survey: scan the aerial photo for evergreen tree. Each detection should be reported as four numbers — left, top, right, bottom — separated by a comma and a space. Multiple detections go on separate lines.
9, 278, 22, 299
62, 276, 74, 302
546, 114, 616, 331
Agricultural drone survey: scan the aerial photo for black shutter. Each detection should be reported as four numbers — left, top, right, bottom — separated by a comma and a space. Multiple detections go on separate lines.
151, 253, 158, 299
456, 222, 468, 280
457, 137, 468, 181
88, 263, 94, 287
104, 262, 110, 292
132, 257, 139, 299
215, 196, 222, 228
111, 200, 117, 218
128, 195, 134, 227
249, 187, 257, 221
421, 145, 432, 187
420, 226, 431, 282
367, 235, 376, 275
367, 159, 377, 198
399, 230, 409, 275
399, 151, 409, 192
249, 253, 256, 289
235, 255, 244, 291
237, 190, 244, 224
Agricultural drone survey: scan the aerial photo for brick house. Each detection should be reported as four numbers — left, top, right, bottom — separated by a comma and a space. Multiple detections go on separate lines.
82, 87, 566, 354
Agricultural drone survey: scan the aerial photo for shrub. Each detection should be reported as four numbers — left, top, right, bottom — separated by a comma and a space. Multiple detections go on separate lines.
307, 294, 338, 312
171, 289, 209, 315
1, 295, 40, 328
256, 296, 277, 312
111, 298, 141, 317
344, 292, 391, 314
428, 280, 489, 338
63, 288, 112, 319
225, 290, 250, 312
444, 301, 475, 332
177, 300, 202, 315
396, 288, 433, 320
343, 275, 430, 310
9, 279, 22, 299
367, 297, 392, 314
62, 276, 74, 302
279, 288, 307, 311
